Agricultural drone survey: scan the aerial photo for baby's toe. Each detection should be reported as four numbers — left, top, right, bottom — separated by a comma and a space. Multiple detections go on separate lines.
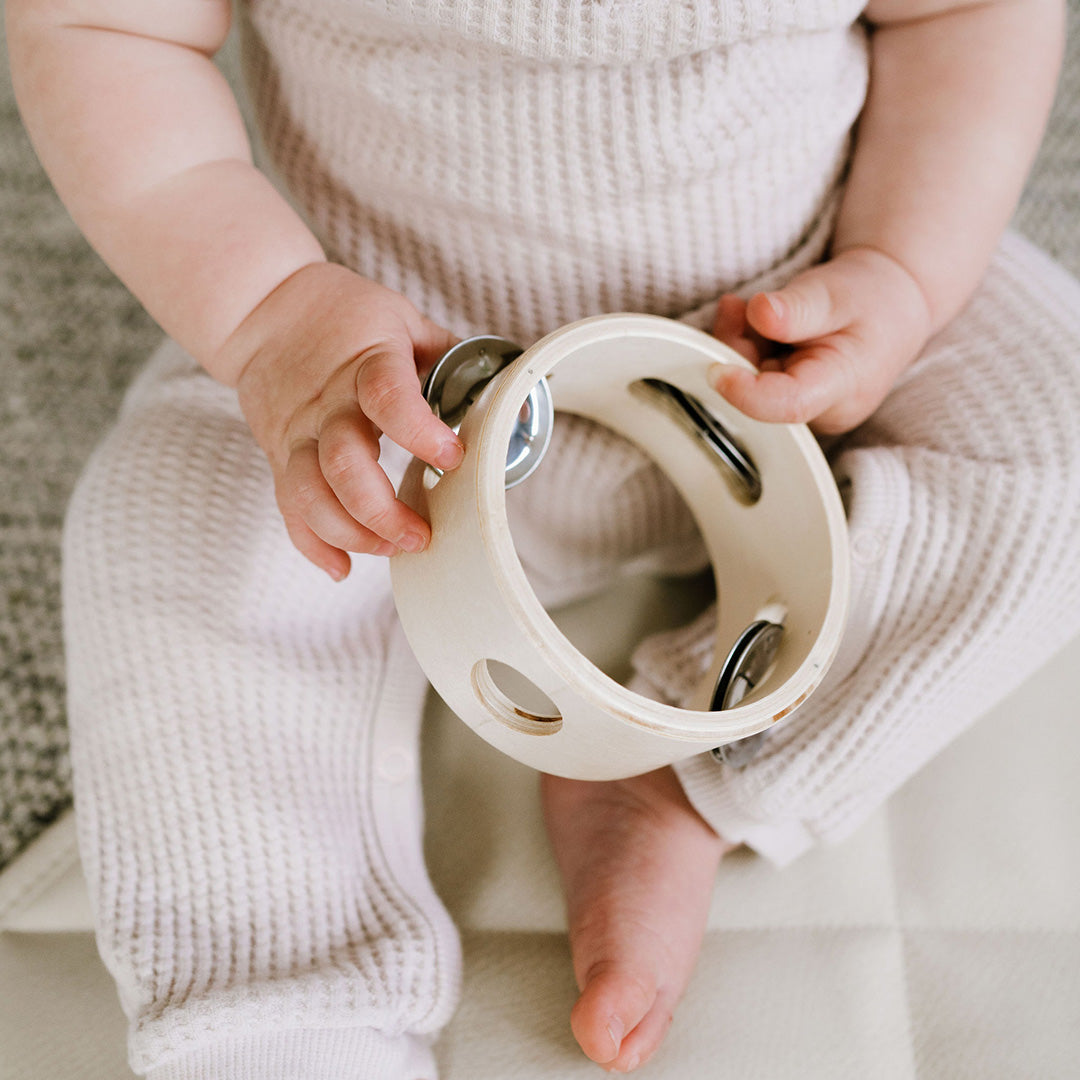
570, 965, 657, 1066
608, 991, 677, 1073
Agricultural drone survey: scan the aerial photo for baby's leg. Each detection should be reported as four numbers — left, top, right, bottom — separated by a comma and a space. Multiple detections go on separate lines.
517, 231, 1080, 1072
640, 229, 1080, 863
63, 342, 458, 1080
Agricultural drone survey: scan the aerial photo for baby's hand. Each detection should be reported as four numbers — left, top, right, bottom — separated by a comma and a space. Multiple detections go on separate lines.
711, 248, 933, 434
226, 263, 463, 580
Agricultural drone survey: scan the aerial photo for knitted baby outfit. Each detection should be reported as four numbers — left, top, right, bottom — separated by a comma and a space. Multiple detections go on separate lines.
655, 231, 1080, 862
65, 351, 461, 1079
61, 0, 1080, 1077
239, 0, 869, 344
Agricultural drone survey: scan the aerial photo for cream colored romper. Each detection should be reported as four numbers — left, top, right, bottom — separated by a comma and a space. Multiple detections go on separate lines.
62, 0, 1080, 1076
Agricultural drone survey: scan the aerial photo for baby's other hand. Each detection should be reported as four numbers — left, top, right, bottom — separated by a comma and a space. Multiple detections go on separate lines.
226, 263, 462, 580
711, 248, 933, 434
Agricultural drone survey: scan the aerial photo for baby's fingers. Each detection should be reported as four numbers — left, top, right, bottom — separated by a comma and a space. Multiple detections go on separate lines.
712, 344, 857, 428
713, 293, 783, 366
278, 439, 399, 578
280, 511, 392, 583
317, 409, 434, 552
745, 262, 857, 346
355, 342, 464, 472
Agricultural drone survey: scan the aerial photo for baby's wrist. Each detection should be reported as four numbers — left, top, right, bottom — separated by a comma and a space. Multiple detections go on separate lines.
211, 260, 335, 389
824, 246, 938, 396
830, 244, 934, 340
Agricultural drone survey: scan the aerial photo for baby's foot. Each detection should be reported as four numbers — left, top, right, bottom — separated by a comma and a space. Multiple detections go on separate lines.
540, 767, 734, 1072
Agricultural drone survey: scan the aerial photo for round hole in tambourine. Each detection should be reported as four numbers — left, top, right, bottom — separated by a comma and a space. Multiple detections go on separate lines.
471, 659, 563, 736
390, 314, 849, 781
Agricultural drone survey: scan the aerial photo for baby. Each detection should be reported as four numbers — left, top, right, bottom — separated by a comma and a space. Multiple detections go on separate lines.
8, 0, 1080, 1077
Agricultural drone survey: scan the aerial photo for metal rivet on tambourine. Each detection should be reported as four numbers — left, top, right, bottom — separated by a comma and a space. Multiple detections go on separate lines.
710, 620, 785, 768
423, 336, 554, 488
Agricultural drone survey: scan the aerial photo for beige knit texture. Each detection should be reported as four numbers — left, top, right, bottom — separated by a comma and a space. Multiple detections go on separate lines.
653, 231, 1080, 863
239, 0, 867, 344
63, 349, 460, 1078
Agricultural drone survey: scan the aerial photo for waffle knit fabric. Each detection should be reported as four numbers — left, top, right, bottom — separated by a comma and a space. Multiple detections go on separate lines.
237, 0, 868, 345
64, 348, 462, 1079
57, 0, 1080, 1077
658, 231, 1080, 863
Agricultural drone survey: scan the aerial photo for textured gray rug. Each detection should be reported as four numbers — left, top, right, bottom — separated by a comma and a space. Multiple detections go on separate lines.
1, 12, 1078, 871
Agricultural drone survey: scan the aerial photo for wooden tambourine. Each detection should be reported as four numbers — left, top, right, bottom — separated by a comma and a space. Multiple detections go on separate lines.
390, 314, 849, 781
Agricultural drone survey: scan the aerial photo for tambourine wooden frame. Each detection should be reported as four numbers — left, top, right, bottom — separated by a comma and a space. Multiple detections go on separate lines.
391, 314, 849, 780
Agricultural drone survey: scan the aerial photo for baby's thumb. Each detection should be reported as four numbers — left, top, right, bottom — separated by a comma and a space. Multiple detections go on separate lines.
410, 315, 460, 378
745, 264, 849, 345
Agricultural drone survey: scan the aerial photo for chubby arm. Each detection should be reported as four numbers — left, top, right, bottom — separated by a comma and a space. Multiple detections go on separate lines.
5, 0, 324, 382
713, 0, 1065, 433
7, 0, 464, 577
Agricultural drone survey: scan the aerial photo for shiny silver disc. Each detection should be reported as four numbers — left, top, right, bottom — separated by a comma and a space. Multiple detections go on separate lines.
423, 336, 553, 488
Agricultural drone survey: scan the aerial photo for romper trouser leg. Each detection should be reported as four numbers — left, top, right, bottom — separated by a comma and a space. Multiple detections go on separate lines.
629, 231, 1080, 863
63, 341, 460, 1080
504, 231, 1080, 865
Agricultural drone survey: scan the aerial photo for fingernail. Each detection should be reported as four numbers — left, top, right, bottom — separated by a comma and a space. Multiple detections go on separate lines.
709, 362, 742, 387
327, 565, 348, 582
764, 292, 786, 320
436, 438, 464, 470
607, 1017, 625, 1055
398, 531, 427, 553
373, 541, 398, 558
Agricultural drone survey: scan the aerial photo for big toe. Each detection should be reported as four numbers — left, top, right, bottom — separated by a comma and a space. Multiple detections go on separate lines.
571, 966, 652, 1064
572, 965, 675, 1072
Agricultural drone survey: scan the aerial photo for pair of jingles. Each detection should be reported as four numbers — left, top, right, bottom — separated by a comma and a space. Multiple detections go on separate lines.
390, 314, 850, 781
